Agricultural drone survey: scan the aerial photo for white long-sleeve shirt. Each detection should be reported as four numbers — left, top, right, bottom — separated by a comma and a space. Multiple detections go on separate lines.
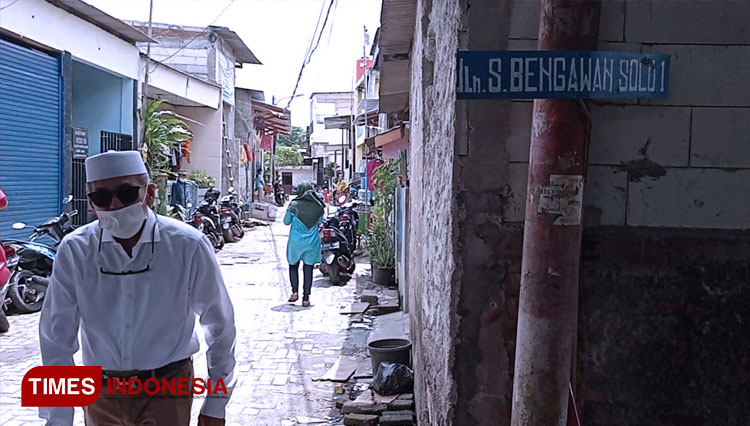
39, 210, 236, 425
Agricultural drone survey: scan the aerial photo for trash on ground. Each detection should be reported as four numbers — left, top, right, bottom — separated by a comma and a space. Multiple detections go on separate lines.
372, 362, 414, 396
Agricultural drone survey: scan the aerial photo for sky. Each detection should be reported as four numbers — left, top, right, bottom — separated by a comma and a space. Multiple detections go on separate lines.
84, 0, 382, 126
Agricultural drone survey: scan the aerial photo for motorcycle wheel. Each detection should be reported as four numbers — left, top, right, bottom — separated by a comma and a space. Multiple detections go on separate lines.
222, 227, 236, 244
329, 264, 348, 286
232, 224, 244, 239
215, 234, 225, 250
0, 309, 9, 333
8, 270, 46, 313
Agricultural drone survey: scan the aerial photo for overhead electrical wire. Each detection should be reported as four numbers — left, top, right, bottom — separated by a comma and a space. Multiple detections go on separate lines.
285, 0, 336, 110
148, 0, 237, 72
0, 0, 23, 10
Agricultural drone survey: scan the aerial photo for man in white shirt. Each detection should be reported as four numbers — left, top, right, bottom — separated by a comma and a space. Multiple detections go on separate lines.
39, 151, 236, 426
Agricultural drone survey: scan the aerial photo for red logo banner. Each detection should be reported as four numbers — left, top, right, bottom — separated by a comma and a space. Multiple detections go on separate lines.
22, 366, 102, 407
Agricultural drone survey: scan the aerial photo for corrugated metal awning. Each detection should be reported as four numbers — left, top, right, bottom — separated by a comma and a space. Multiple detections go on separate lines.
250, 100, 291, 136
324, 115, 352, 130
357, 99, 379, 112
378, 0, 416, 114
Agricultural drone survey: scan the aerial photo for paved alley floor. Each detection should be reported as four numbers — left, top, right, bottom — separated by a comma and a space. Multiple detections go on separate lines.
0, 209, 368, 426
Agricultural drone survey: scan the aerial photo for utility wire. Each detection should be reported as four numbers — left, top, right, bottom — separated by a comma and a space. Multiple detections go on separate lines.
148, 0, 237, 72
287, 0, 336, 110
0, 0, 22, 10
301, 0, 328, 67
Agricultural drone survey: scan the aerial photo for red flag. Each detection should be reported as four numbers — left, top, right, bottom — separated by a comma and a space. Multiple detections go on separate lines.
260, 133, 273, 151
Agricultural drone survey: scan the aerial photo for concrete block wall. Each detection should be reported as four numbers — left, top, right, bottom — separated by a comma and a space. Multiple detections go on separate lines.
408, 1, 750, 426
503, 0, 750, 230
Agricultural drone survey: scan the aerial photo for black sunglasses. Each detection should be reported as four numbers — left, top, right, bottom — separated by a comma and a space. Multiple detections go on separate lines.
87, 185, 144, 208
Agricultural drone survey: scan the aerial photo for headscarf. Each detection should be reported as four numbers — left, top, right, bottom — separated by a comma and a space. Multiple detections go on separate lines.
288, 181, 324, 228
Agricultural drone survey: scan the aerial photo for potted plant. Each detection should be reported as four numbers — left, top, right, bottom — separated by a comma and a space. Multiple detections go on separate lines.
365, 159, 401, 285
140, 99, 192, 217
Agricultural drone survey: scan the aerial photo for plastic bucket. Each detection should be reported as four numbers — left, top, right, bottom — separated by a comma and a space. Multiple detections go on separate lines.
368, 338, 412, 374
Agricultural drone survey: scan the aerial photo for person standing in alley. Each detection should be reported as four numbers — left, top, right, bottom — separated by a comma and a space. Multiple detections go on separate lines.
39, 151, 237, 426
284, 181, 324, 307
255, 167, 265, 201
171, 169, 190, 210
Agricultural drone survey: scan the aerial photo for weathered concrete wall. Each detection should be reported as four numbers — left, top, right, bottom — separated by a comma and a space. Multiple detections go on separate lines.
408, 0, 460, 424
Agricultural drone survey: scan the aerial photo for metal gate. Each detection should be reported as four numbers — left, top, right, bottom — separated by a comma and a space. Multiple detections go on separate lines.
101, 131, 133, 152
0, 38, 62, 239
71, 159, 89, 226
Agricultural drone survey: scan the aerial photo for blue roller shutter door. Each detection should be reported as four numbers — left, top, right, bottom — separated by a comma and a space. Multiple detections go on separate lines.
0, 39, 62, 240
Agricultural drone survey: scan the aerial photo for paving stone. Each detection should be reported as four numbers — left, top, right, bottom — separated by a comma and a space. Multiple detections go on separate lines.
382, 410, 416, 417
343, 414, 379, 426
387, 399, 415, 411
380, 411, 416, 426
396, 393, 414, 400
360, 290, 379, 304
342, 401, 388, 415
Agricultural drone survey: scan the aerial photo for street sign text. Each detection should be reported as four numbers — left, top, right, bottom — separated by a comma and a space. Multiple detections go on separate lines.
456, 51, 670, 100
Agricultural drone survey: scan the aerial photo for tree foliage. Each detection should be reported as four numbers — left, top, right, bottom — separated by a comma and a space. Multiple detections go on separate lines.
275, 146, 303, 166
140, 99, 192, 178
276, 126, 308, 149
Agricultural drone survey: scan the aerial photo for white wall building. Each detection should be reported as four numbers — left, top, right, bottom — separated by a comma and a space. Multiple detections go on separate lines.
309, 92, 354, 180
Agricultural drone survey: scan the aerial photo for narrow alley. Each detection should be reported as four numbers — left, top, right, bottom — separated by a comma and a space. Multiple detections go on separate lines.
0, 210, 394, 426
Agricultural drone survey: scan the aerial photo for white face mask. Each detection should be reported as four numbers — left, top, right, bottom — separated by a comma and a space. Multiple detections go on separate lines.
96, 201, 148, 239
178, 178, 187, 183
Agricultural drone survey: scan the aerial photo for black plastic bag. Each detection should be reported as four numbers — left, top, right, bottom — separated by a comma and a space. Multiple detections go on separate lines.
373, 362, 414, 395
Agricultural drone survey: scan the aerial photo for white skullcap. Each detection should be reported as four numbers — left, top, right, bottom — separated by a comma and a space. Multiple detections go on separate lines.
85, 151, 148, 183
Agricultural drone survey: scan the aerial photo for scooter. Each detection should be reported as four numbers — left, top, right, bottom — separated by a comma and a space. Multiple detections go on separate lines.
318, 212, 357, 286
0, 240, 16, 332
274, 181, 285, 207
194, 188, 224, 250
5, 209, 78, 313
219, 187, 244, 243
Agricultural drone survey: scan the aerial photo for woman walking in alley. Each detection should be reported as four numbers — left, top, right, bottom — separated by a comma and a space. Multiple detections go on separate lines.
284, 181, 324, 307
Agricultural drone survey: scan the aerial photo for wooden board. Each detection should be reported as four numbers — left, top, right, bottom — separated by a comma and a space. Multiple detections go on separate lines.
340, 302, 370, 315
314, 356, 359, 382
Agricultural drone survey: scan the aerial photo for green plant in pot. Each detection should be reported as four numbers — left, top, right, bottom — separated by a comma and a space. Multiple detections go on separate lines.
365, 159, 401, 285
140, 99, 192, 215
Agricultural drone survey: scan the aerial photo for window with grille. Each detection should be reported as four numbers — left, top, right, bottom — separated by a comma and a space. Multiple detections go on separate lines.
101, 131, 133, 152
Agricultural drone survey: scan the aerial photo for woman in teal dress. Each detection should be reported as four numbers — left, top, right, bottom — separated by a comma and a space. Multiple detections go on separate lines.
284, 181, 325, 307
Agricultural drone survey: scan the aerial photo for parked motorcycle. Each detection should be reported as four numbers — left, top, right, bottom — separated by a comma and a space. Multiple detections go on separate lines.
219, 187, 244, 243
318, 209, 357, 286
273, 181, 285, 207
193, 188, 224, 250
5, 209, 78, 313
0, 240, 16, 332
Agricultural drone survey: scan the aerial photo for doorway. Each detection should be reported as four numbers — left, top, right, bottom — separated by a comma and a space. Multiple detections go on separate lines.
282, 172, 293, 195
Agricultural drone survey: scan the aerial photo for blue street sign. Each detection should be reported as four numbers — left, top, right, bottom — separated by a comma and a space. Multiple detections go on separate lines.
456, 51, 670, 100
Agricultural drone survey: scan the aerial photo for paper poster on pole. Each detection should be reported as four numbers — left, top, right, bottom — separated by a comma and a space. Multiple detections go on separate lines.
538, 175, 584, 225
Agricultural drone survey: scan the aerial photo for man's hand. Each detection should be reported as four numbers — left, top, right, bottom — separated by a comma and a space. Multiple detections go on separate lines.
198, 414, 225, 426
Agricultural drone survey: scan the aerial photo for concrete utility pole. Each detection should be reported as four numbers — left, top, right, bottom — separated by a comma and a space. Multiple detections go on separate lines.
511, 1, 600, 425
139, 0, 154, 149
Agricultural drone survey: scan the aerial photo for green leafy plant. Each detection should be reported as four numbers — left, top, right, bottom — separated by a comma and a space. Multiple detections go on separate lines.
188, 170, 214, 189
276, 126, 308, 149
365, 159, 402, 268
140, 99, 192, 178
275, 146, 303, 166
324, 162, 336, 178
